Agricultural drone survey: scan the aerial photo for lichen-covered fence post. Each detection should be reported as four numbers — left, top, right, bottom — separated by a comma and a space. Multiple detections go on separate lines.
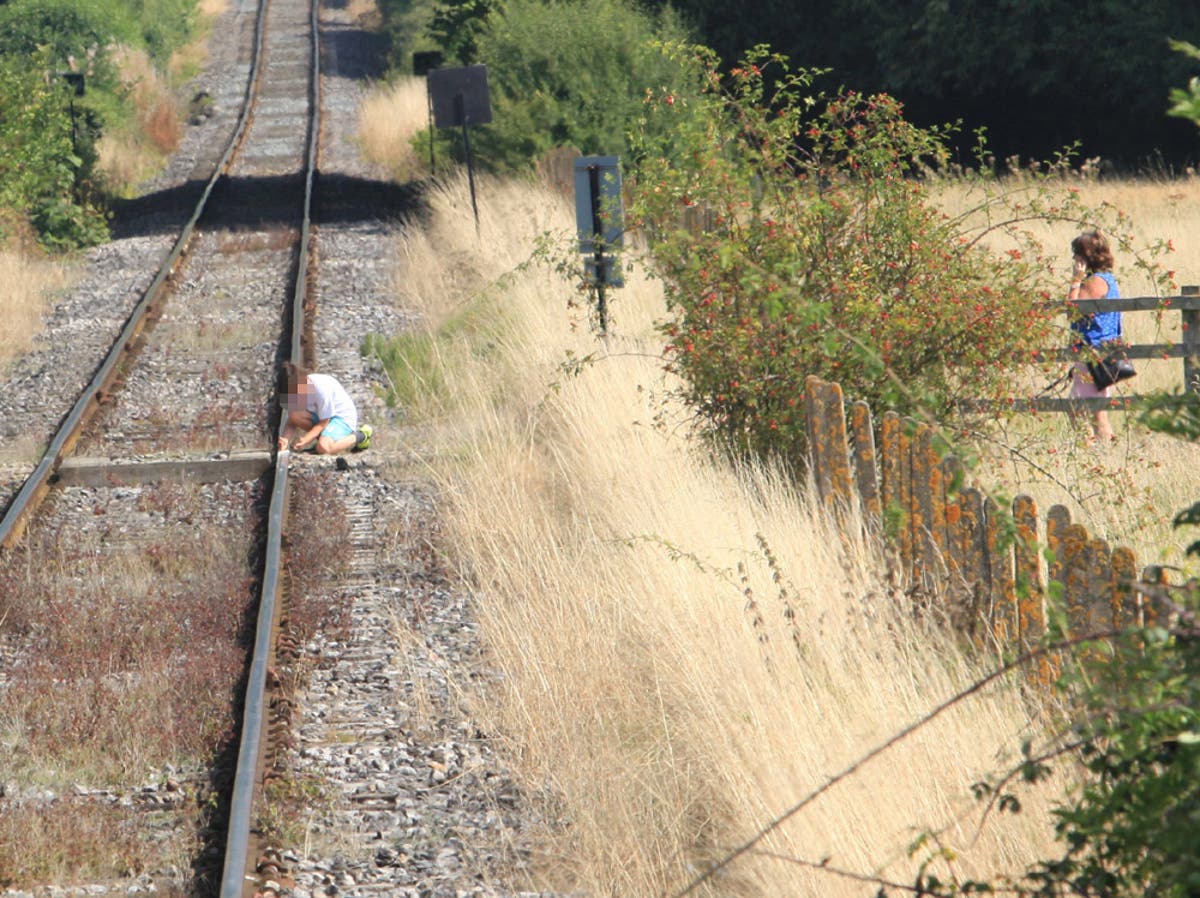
985, 494, 1018, 647
1013, 494, 1045, 651
802, 377, 1151, 666
849, 401, 881, 531
803, 376, 854, 516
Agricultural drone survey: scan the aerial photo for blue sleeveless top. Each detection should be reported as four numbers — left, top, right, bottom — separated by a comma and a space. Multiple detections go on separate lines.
1070, 271, 1121, 346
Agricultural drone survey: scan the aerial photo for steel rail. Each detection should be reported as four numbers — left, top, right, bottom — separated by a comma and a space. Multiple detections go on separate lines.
219, 0, 321, 890
0, 0, 271, 550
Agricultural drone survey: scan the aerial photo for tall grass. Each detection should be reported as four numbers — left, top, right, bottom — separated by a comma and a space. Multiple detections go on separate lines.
381, 170, 1068, 896
357, 76, 428, 181
168, 0, 230, 82
0, 243, 75, 372
95, 45, 182, 194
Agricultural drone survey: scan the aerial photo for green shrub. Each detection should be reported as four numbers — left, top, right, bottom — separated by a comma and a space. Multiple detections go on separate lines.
0, 53, 108, 248
128, 0, 197, 60
0, 0, 200, 248
449, 0, 698, 172
426, 0, 500, 65
0, 0, 122, 83
625, 45, 1171, 464
1168, 39, 1200, 127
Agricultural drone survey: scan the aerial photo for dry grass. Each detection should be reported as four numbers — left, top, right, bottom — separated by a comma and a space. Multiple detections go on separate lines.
385, 171, 1071, 897
169, 0, 229, 82
0, 799, 196, 889
0, 473, 352, 888
344, 0, 383, 28
96, 46, 182, 194
357, 77, 429, 181
0, 483, 257, 886
0, 243, 76, 371
215, 227, 298, 254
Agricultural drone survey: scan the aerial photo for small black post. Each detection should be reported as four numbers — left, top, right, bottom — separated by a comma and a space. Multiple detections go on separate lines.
68, 96, 77, 158
59, 72, 85, 160
426, 84, 436, 174
587, 165, 608, 336
457, 93, 480, 234
412, 52, 443, 175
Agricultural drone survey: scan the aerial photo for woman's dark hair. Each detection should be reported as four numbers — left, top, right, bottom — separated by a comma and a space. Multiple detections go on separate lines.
1071, 229, 1115, 272
281, 361, 311, 394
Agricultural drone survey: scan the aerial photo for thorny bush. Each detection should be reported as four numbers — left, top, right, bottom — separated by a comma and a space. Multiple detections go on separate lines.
623, 44, 1173, 464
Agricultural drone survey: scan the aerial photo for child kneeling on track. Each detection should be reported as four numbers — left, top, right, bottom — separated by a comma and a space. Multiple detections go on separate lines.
277, 361, 372, 455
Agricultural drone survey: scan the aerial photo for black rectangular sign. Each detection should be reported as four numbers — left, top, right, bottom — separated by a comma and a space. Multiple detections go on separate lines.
428, 65, 493, 127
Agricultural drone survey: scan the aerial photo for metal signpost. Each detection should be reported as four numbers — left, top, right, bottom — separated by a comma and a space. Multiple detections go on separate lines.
58, 72, 85, 159
428, 65, 492, 232
412, 51, 443, 173
573, 156, 624, 335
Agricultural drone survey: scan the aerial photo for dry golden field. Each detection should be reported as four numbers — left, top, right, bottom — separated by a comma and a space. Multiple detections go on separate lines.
94, 45, 183, 192
357, 76, 429, 181
933, 177, 1200, 564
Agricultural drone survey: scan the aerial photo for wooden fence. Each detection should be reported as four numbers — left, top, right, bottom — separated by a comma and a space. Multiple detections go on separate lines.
804, 375, 1173, 657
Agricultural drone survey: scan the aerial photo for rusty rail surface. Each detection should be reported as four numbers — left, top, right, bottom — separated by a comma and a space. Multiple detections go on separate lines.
220, 0, 321, 893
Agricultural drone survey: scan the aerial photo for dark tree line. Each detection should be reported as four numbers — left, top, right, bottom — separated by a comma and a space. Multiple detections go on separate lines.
652, 0, 1200, 170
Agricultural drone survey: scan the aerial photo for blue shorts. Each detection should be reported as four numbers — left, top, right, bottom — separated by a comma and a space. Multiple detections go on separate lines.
314, 415, 354, 441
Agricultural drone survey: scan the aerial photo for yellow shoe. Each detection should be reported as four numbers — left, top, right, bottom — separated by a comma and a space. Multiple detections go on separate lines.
353, 423, 372, 451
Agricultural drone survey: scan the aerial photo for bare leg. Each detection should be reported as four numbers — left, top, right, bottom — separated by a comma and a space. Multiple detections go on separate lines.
315, 433, 356, 455
1068, 363, 1114, 444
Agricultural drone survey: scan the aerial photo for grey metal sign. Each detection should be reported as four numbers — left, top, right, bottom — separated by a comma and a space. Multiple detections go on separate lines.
573, 156, 623, 256
574, 156, 624, 332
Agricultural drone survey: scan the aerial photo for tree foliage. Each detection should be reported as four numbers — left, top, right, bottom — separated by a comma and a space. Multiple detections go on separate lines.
1024, 612, 1200, 898
426, 0, 501, 65
647, 0, 1200, 168
425, 0, 698, 172
1168, 39, 1200, 129
0, 0, 200, 248
0, 52, 107, 248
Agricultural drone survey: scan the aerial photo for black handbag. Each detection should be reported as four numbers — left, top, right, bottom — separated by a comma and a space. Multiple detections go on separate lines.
1088, 352, 1136, 390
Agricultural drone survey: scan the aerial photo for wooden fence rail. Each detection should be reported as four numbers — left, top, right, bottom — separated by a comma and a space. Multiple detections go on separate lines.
804, 375, 1172, 656
962, 286, 1200, 414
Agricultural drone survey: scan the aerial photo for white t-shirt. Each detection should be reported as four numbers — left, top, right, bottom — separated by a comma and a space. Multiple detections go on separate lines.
305, 373, 358, 430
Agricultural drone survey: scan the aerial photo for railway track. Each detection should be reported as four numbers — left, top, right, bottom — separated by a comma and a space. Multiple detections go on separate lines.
1, 0, 543, 893
0, 0, 325, 892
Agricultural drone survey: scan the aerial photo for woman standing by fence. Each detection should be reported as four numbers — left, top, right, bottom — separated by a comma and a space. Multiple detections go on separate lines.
1067, 229, 1124, 443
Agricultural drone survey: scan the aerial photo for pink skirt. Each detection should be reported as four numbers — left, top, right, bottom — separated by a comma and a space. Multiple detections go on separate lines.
1070, 361, 1112, 399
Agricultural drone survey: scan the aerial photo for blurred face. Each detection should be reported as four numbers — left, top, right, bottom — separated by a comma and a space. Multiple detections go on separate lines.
285, 376, 311, 411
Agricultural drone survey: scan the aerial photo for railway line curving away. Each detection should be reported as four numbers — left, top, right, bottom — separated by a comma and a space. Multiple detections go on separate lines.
0, 0, 543, 895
